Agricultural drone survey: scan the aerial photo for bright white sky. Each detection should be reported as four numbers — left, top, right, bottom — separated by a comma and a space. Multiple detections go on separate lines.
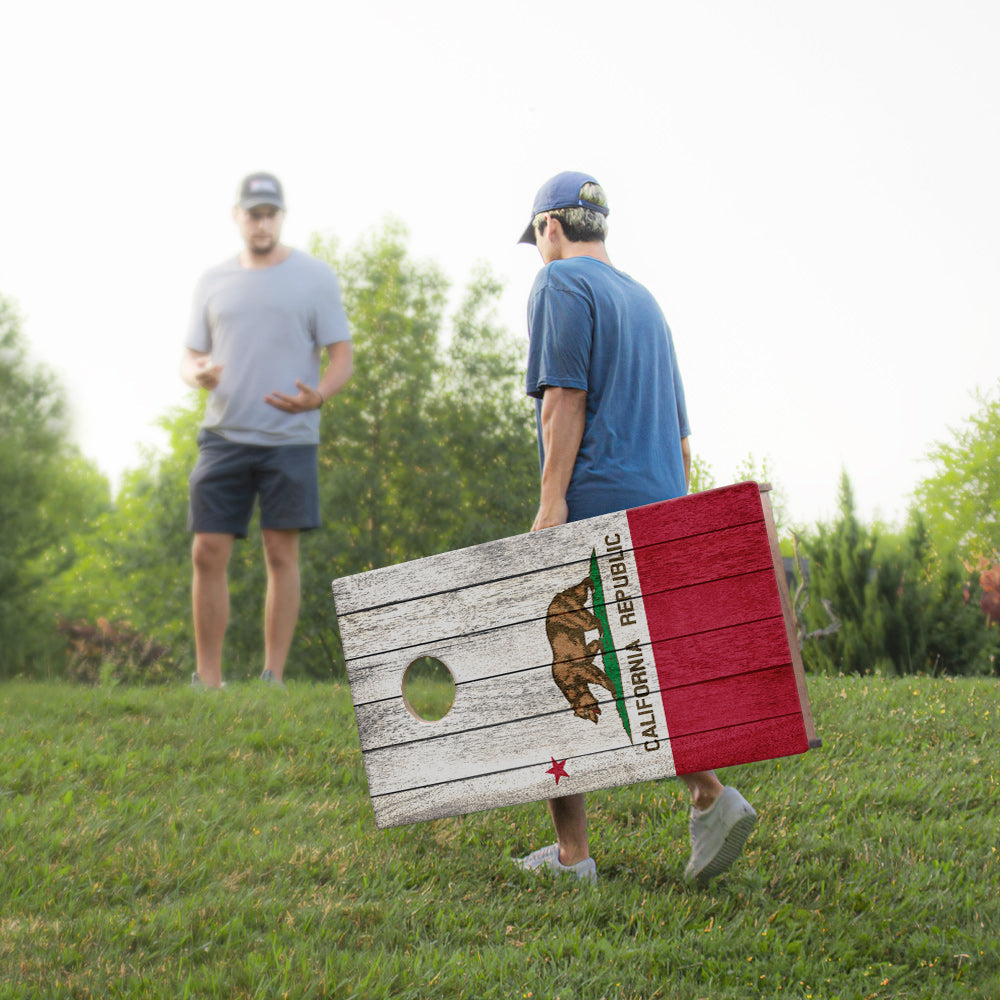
2, 0, 997, 529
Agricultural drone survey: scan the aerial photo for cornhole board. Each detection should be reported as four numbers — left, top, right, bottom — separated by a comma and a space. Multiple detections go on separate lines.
332, 482, 818, 829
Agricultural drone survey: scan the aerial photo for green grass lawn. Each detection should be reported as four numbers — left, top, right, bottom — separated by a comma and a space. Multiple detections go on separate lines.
0, 674, 996, 1000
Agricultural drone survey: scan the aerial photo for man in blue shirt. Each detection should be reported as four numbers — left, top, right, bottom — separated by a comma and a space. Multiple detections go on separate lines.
516, 171, 756, 886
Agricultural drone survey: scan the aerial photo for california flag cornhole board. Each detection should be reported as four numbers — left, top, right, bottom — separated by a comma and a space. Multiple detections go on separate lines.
332, 482, 818, 829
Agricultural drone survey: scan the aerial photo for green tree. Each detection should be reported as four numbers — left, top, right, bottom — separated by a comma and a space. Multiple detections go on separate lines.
299, 228, 537, 676
0, 294, 112, 676
310, 222, 452, 576
733, 453, 789, 535
432, 262, 539, 549
687, 453, 717, 494
914, 380, 1000, 562
55, 401, 202, 663
800, 471, 998, 675
799, 473, 878, 673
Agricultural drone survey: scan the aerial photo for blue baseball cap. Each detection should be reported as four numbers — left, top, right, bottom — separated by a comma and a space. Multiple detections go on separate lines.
518, 170, 609, 244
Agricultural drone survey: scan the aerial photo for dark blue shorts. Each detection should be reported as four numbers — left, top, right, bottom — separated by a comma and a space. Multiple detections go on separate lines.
187, 429, 321, 538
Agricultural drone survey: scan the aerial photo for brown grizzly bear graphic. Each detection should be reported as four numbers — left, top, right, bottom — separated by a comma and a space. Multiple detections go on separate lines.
545, 576, 617, 723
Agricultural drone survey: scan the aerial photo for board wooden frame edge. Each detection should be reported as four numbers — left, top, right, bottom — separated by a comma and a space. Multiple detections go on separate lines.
757, 483, 821, 748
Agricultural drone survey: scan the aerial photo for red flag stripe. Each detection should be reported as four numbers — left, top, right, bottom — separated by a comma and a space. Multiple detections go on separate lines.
626, 485, 807, 774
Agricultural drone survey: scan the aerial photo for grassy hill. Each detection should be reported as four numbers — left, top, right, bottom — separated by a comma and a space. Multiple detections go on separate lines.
0, 675, 996, 999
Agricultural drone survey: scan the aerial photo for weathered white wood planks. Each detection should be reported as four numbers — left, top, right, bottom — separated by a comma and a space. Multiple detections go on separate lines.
332, 482, 818, 828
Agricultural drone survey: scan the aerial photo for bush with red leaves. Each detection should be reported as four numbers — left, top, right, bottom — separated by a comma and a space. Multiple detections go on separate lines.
978, 562, 1000, 625
57, 617, 178, 685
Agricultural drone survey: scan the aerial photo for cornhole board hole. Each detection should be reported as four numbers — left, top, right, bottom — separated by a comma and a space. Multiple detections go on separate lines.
332, 482, 818, 829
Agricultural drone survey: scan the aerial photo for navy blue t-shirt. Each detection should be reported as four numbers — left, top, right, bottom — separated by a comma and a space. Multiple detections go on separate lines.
525, 256, 690, 521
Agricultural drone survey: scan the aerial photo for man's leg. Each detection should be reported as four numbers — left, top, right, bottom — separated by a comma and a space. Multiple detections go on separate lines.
680, 770, 725, 809
548, 793, 590, 865
515, 792, 597, 882
261, 528, 301, 682
192, 532, 235, 688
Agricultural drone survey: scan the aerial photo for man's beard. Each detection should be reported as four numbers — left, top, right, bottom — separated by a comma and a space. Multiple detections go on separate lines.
250, 238, 277, 256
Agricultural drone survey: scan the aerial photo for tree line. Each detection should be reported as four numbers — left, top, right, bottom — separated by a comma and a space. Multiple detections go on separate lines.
2, 224, 998, 681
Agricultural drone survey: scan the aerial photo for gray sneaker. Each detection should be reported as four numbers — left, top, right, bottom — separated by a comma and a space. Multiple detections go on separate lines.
260, 669, 286, 689
191, 672, 226, 690
684, 786, 757, 886
514, 843, 597, 884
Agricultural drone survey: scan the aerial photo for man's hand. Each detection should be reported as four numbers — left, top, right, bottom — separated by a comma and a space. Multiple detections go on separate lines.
181, 351, 222, 391
264, 380, 324, 413
532, 499, 569, 532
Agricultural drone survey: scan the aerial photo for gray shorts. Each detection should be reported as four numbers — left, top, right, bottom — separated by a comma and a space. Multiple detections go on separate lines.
187, 429, 321, 538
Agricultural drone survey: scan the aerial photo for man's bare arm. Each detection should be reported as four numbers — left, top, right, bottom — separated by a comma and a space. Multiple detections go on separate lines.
317, 340, 354, 402
532, 386, 587, 532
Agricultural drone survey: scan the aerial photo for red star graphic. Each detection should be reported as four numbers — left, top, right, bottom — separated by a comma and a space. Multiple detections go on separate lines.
546, 757, 569, 784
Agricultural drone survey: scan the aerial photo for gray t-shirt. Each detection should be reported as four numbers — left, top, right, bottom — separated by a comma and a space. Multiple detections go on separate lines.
186, 249, 351, 445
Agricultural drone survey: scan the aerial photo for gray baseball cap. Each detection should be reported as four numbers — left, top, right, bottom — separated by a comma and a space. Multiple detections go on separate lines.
238, 172, 285, 210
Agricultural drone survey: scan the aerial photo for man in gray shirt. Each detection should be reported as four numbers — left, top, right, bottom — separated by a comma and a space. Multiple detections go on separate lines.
181, 172, 353, 689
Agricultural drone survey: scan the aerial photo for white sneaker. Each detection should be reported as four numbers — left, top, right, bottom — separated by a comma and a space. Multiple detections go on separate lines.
684, 786, 757, 886
514, 843, 597, 884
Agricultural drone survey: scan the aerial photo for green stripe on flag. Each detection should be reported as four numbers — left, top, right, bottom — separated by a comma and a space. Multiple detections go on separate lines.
589, 549, 632, 741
